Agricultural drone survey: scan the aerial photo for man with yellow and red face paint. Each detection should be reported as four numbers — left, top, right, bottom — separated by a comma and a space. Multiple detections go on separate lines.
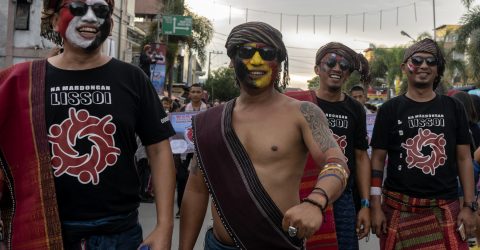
0, 0, 177, 249
179, 22, 348, 250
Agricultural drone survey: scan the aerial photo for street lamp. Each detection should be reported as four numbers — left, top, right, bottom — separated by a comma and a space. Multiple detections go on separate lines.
400, 30, 415, 42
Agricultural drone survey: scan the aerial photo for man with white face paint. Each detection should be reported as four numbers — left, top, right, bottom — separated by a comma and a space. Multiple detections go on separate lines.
0, 0, 176, 249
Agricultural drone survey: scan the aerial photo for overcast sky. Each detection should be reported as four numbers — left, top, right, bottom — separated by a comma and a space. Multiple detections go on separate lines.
185, 0, 479, 89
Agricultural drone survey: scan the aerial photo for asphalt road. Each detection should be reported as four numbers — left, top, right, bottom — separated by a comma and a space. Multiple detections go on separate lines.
139, 200, 380, 250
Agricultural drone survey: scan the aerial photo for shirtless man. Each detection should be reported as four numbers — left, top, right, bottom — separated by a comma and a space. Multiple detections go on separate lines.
179, 21, 348, 249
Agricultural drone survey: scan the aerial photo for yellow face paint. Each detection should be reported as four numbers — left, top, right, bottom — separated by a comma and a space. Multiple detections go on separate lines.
241, 43, 277, 89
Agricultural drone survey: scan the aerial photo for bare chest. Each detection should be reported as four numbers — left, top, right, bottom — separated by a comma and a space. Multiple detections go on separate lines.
232, 111, 302, 163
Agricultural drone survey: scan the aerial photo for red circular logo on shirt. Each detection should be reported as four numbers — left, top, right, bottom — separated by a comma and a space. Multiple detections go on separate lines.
48, 108, 121, 185
401, 128, 446, 175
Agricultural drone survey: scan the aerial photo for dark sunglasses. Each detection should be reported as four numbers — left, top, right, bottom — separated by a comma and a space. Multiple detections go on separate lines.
410, 56, 437, 67
321, 54, 351, 71
237, 46, 277, 61
61, 1, 111, 19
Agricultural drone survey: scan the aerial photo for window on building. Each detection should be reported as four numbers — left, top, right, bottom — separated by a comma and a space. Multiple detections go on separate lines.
14, 0, 31, 30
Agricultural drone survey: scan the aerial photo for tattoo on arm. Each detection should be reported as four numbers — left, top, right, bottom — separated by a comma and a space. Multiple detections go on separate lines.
300, 102, 338, 153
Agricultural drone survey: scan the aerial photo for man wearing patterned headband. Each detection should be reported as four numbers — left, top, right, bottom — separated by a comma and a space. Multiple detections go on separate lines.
0, 0, 176, 249
370, 38, 476, 249
179, 22, 348, 250
314, 42, 372, 250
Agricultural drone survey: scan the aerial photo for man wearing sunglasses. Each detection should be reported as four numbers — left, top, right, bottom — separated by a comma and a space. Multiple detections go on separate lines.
370, 38, 476, 249
179, 22, 348, 250
0, 0, 177, 249
305, 42, 372, 250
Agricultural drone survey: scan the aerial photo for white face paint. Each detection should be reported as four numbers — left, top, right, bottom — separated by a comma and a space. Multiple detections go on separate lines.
64, 0, 108, 49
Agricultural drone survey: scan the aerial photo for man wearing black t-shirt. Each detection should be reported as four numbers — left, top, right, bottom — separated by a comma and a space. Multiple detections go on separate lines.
310, 42, 372, 250
0, 0, 176, 249
370, 38, 476, 250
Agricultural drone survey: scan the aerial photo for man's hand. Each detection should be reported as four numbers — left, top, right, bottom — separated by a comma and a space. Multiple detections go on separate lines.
457, 207, 476, 238
282, 202, 324, 239
370, 205, 387, 237
356, 207, 371, 239
141, 224, 173, 250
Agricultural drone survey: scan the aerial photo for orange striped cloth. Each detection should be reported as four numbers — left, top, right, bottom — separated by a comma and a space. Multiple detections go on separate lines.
381, 190, 468, 250
0, 60, 63, 249
286, 90, 339, 250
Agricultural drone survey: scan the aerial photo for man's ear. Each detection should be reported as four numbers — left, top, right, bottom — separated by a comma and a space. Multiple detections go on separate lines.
314, 65, 320, 75
228, 59, 234, 68
400, 63, 407, 74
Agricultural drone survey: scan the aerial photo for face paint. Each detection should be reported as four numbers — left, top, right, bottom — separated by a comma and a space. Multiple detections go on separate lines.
316, 53, 350, 91
57, 2, 75, 38
319, 62, 330, 73
407, 63, 417, 74
235, 43, 279, 89
234, 57, 252, 87
59, 0, 112, 51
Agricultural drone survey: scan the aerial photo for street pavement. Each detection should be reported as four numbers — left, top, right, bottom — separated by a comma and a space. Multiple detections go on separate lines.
139, 199, 380, 250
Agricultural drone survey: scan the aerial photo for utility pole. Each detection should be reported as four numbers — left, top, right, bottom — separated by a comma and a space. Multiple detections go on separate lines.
207, 50, 223, 101
432, 0, 437, 41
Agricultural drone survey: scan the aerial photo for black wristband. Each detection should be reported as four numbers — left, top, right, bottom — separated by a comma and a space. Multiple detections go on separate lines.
302, 197, 326, 214
312, 187, 330, 206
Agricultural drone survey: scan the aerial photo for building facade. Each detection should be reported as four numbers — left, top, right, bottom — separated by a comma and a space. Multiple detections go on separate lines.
0, 0, 138, 69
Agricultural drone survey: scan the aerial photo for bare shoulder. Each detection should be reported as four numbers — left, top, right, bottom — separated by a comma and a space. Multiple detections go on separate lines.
281, 95, 325, 117
281, 95, 316, 111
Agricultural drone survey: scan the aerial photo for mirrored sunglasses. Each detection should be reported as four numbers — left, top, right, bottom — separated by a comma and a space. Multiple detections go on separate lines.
62, 1, 111, 19
322, 54, 351, 71
410, 56, 438, 67
237, 46, 277, 61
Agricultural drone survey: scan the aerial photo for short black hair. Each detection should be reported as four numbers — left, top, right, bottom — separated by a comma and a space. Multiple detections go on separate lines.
190, 83, 203, 90
161, 96, 172, 103
349, 84, 365, 93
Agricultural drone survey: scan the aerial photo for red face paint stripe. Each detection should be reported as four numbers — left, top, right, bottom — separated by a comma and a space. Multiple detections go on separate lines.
57, 7, 75, 38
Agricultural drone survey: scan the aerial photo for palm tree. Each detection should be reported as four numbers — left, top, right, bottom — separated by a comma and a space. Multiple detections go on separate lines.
435, 29, 468, 86
457, 0, 480, 84
369, 45, 405, 96
461, 0, 475, 9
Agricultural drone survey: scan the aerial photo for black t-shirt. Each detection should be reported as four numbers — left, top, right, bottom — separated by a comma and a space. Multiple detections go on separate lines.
45, 58, 175, 221
317, 94, 369, 188
370, 94, 471, 199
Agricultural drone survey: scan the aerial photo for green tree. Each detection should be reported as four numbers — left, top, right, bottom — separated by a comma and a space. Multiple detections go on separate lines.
369, 46, 405, 96
457, 0, 480, 84
436, 30, 467, 85
307, 76, 319, 90
204, 67, 240, 101
146, 0, 213, 93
